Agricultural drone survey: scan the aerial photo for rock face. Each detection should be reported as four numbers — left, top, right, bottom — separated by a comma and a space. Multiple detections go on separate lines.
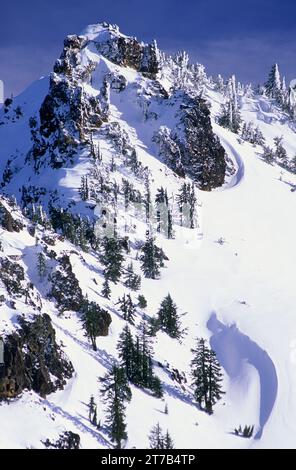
49, 255, 84, 312
0, 314, 74, 399
0, 200, 23, 232
176, 94, 226, 190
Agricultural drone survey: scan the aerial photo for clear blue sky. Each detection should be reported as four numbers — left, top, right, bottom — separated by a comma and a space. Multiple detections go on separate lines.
0, 0, 295, 98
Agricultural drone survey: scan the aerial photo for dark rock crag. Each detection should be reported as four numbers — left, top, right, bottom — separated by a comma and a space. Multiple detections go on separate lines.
0, 314, 74, 399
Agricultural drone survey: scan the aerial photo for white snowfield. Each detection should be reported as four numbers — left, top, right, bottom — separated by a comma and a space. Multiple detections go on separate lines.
0, 24, 296, 449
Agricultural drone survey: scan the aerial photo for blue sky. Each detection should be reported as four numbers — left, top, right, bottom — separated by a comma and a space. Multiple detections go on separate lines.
0, 0, 295, 98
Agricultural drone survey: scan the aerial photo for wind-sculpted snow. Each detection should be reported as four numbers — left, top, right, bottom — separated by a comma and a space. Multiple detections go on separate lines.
207, 313, 278, 439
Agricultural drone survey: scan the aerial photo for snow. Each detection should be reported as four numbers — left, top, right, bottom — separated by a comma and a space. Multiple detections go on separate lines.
1, 26, 296, 449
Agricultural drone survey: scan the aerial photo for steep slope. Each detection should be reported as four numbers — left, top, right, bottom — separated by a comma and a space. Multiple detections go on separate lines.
0, 22, 296, 449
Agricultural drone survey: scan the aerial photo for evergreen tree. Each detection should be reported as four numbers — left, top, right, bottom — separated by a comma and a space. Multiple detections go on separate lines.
100, 237, 124, 283
191, 338, 224, 414
124, 263, 141, 291
163, 430, 174, 449
140, 233, 167, 279
117, 294, 136, 325
155, 294, 183, 339
100, 365, 131, 449
289, 154, 296, 173
88, 395, 97, 425
138, 294, 147, 309
101, 275, 111, 299
79, 175, 89, 201
265, 63, 284, 104
149, 423, 164, 449
274, 136, 288, 168
155, 187, 174, 238
177, 183, 197, 229
217, 75, 241, 133
117, 324, 135, 380
81, 298, 109, 351
262, 145, 275, 164
37, 252, 47, 281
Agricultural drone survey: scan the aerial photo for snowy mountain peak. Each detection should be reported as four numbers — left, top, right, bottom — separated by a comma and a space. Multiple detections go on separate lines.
1, 21, 296, 449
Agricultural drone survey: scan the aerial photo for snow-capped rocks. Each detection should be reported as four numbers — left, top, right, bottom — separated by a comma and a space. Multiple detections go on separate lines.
0, 313, 74, 399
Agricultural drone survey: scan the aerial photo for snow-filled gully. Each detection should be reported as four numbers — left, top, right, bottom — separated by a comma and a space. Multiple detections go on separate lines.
207, 313, 278, 439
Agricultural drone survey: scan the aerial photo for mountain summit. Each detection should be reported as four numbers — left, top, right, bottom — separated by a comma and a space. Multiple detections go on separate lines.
0, 22, 296, 449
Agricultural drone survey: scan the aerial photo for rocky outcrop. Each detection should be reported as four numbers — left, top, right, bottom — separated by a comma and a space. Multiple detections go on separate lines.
0, 200, 23, 232
49, 255, 84, 312
94, 24, 160, 79
0, 314, 74, 399
177, 94, 226, 190
154, 93, 227, 190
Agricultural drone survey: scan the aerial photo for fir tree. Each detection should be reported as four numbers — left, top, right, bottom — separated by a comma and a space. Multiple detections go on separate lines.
37, 252, 47, 281
124, 263, 141, 291
117, 294, 136, 325
140, 233, 167, 279
101, 275, 111, 299
138, 294, 147, 309
155, 294, 183, 339
100, 365, 131, 449
79, 175, 89, 201
88, 395, 97, 425
148, 424, 174, 449
81, 298, 109, 351
163, 430, 174, 449
262, 145, 275, 164
100, 237, 124, 283
149, 423, 164, 449
117, 324, 136, 380
274, 136, 288, 168
265, 63, 284, 104
191, 338, 224, 414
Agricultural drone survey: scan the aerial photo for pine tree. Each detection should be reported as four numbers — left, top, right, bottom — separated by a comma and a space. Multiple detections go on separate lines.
117, 324, 135, 380
37, 252, 47, 281
265, 63, 284, 104
155, 294, 183, 339
217, 75, 241, 133
274, 136, 288, 168
177, 183, 197, 229
81, 297, 109, 351
149, 423, 164, 449
262, 145, 275, 164
100, 365, 131, 449
88, 395, 97, 425
163, 430, 174, 449
137, 294, 147, 309
100, 237, 124, 283
117, 294, 136, 325
79, 175, 89, 201
124, 263, 141, 291
101, 275, 111, 299
140, 233, 167, 279
191, 338, 224, 414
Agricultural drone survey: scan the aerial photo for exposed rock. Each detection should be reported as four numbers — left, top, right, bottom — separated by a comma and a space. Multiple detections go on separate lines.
0, 201, 23, 232
176, 94, 226, 190
49, 255, 83, 312
0, 257, 25, 297
0, 313, 74, 399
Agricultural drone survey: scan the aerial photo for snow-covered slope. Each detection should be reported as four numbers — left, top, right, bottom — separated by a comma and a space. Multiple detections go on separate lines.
0, 22, 296, 449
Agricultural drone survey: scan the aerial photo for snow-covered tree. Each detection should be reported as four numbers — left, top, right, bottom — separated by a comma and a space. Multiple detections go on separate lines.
117, 294, 136, 325
265, 63, 284, 105
274, 136, 288, 168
